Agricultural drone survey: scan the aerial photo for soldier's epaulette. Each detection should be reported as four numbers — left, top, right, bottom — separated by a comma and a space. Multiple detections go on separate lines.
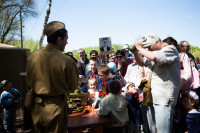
67, 55, 77, 62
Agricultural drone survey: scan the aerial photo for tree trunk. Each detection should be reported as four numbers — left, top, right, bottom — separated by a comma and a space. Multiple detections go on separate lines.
0, 0, 38, 44
20, 7, 23, 48
38, 0, 52, 49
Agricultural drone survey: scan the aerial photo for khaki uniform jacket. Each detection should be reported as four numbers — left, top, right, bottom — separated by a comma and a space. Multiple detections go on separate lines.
26, 44, 78, 133
26, 43, 78, 96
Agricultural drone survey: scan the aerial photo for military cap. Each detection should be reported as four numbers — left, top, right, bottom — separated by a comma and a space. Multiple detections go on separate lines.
140, 33, 160, 48
44, 21, 65, 37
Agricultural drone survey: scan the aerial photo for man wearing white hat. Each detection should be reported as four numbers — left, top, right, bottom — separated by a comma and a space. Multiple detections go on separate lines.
26, 21, 78, 133
132, 34, 180, 133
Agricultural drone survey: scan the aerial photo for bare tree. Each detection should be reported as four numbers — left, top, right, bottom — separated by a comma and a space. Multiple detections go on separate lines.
0, 0, 37, 44
38, 0, 52, 49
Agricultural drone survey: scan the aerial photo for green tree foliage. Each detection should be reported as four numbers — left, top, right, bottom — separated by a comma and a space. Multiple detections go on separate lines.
190, 46, 200, 58
0, 0, 37, 43
9, 39, 39, 52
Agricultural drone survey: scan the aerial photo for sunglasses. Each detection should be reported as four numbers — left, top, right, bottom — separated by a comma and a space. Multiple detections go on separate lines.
116, 56, 123, 58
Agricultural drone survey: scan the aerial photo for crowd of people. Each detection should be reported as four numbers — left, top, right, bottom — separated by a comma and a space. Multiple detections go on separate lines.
69, 34, 200, 133
0, 21, 200, 133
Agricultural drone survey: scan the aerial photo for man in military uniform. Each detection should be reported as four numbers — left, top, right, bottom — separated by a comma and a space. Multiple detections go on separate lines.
26, 21, 78, 133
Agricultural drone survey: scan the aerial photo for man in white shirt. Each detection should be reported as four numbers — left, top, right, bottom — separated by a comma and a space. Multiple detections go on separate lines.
124, 55, 143, 88
133, 34, 180, 133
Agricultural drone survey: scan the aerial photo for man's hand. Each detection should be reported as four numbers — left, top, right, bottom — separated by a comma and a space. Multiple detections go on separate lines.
134, 40, 156, 61
134, 40, 143, 51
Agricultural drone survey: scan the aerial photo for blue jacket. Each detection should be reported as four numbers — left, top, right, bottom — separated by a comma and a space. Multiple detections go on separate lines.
79, 70, 101, 93
186, 112, 200, 133
0, 88, 22, 109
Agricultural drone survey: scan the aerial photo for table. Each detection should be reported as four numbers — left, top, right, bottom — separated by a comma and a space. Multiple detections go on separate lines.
68, 106, 116, 133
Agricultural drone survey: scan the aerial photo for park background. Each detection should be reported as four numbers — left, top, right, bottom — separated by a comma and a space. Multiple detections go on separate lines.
1, 0, 200, 59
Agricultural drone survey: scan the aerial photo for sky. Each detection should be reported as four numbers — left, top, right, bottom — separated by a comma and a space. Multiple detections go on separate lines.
23, 0, 200, 52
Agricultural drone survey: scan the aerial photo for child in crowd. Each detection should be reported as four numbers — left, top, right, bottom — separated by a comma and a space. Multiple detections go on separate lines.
0, 80, 22, 133
97, 65, 112, 102
86, 57, 100, 81
98, 80, 129, 133
80, 57, 100, 93
109, 51, 117, 63
87, 78, 99, 108
182, 91, 200, 133
126, 82, 142, 133
107, 62, 126, 88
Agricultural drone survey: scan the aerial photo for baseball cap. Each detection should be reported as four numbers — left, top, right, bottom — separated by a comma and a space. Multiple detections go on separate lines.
44, 21, 65, 37
140, 33, 160, 48
186, 90, 199, 101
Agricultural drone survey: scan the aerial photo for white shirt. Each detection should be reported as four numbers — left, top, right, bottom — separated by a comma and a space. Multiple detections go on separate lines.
98, 93, 129, 124
179, 52, 192, 88
103, 46, 107, 52
124, 63, 143, 88
87, 89, 98, 106
145, 44, 180, 106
